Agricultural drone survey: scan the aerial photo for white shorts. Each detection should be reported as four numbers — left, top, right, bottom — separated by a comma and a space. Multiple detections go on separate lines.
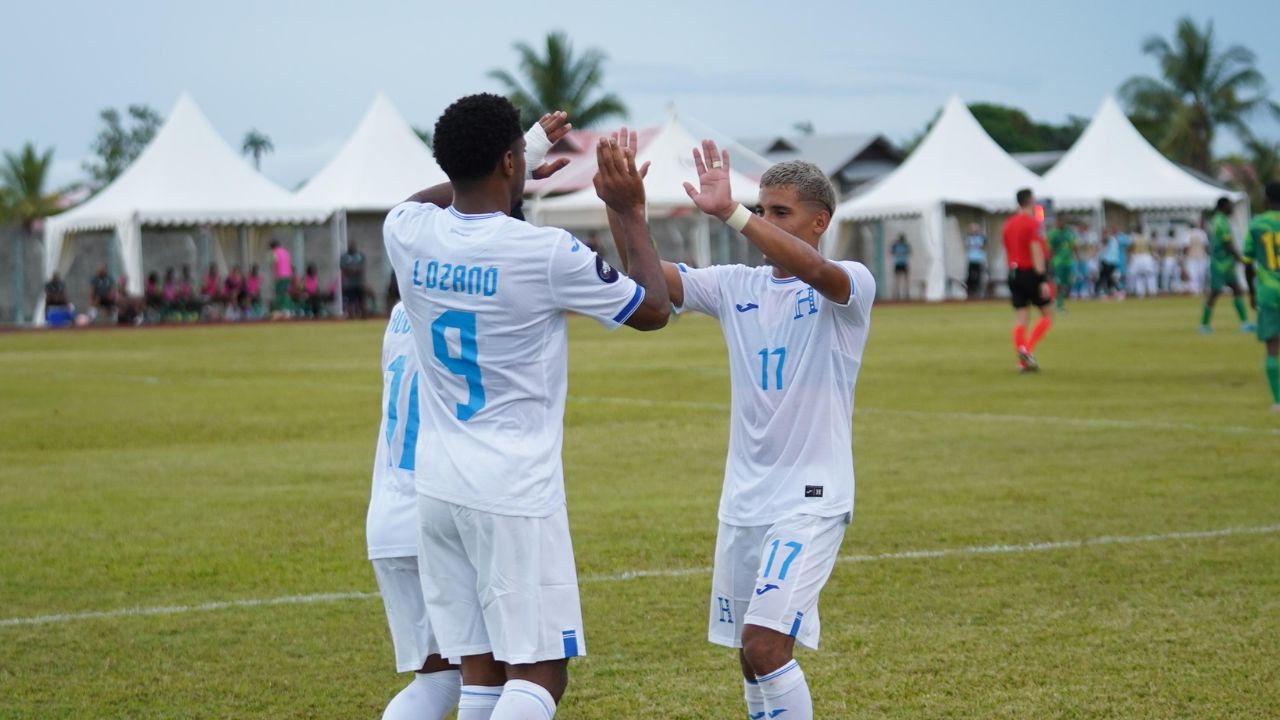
708, 513, 849, 651
370, 556, 442, 672
417, 495, 586, 665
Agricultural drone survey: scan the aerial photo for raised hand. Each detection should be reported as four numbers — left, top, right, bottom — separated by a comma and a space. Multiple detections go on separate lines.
593, 129, 646, 215
530, 111, 573, 180
682, 139, 736, 221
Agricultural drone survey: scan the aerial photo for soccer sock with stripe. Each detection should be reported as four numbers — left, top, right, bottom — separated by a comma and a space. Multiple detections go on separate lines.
757, 660, 813, 720
491, 679, 556, 719
1266, 356, 1280, 404
457, 685, 503, 720
1028, 316, 1053, 351
744, 677, 766, 719
1234, 296, 1249, 322
381, 670, 461, 720
1013, 324, 1027, 351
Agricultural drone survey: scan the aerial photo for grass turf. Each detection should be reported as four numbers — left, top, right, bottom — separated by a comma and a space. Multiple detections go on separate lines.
1, 296, 1277, 718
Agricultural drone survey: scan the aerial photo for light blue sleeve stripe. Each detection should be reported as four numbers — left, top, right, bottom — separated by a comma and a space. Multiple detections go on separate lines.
612, 284, 646, 324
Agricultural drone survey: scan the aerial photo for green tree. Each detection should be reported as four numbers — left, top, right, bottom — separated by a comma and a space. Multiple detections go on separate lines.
793, 121, 816, 136
1221, 138, 1280, 209
2, 143, 60, 234
901, 103, 1086, 155
1121, 17, 1280, 174
489, 30, 627, 128
241, 129, 274, 170
413, 126, 433, 149
83, 104, 163, 189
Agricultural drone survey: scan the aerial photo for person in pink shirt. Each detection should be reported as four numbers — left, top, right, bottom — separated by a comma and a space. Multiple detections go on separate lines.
269, 240, 294, 313
301, 262, 325, 318
246, 264, 263, 317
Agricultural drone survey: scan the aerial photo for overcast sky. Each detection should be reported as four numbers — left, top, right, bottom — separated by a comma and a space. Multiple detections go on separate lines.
3, 0, 1277, 190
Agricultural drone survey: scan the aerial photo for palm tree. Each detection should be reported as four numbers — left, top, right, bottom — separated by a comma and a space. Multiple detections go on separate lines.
2, 143, 61, 323
241, 130, 274, 170
1, 143, 60, 234
489, 31, 627, 129
1121, 17, 1280, 173
1222, 138, 1280, 209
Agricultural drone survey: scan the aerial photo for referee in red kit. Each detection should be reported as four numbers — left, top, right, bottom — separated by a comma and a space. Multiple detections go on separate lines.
1003, 188, 1054, 372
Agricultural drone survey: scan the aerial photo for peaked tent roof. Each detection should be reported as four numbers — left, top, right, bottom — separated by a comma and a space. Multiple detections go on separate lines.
296, 93, 447, 212
1041, 96, 1243, 210
835, 96, 1043, 221
535, 113, 761, 228
46, 93, 328, 235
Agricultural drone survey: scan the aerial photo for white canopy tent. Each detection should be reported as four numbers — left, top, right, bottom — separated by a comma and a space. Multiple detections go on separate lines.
40, 93, 328, 322
833, 96, 1044, 300
532, 113, 761, 267
1041, 96, 1247, 232
295, 93, 446, 212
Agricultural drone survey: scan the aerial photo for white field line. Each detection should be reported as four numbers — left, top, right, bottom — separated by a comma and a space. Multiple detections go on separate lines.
3, 524, 1277, 629
567, 395, 1280, 436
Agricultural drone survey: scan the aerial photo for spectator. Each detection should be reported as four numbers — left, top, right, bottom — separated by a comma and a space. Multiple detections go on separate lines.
1099, 228, 1121, 298
1129, 228, 1158, 298
144, 271, 164, 320
116, 276, 141, 326
44, 273, 73, 327
162, 267, 179, 319
1186, 221, 1209, 295
246, 264, 263, 317
301, 263, 326, 318
223, 265, 246, 320
269, 240, 293, 313
89, 263, 117, 324
178, 265, 198, 320
1159, 229, 1182, 293
891, 233, 911, 300
201, 263, 221, 301
340, 241, 367, 319
963, 222, 987, 299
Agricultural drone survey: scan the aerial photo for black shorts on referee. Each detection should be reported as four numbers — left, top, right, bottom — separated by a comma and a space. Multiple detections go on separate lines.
1008, 268, 1050, 309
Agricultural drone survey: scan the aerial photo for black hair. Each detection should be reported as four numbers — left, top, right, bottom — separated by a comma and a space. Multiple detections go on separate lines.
1016, 188, 1034, 207
433, 93, 522, 183
1266, 181, 1280, 206
1216, 196, 1232, 213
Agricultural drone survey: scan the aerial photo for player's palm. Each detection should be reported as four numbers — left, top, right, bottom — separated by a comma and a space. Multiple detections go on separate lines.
683, 139, 736, 221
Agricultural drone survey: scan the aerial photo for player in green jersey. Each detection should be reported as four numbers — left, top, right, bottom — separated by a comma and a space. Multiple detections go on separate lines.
1200, 197, 1254, 333
1243, 182, 1280, 411
1046, 217, 1077, 311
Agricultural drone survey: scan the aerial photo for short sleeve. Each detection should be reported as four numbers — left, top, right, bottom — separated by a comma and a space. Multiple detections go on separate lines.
547, 232, 644, 329
674, 263, 729, 318
828, 261, 876, 326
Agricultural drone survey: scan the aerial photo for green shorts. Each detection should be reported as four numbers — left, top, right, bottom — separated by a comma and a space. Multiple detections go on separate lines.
1257, 304, 1280, 342
1210, 263, 1241, 292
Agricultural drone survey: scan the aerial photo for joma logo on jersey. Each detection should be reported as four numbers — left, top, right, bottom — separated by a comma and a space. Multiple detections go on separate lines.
413, 260, 499, 297
793, 287, 817, 319
804, 485, 824, 498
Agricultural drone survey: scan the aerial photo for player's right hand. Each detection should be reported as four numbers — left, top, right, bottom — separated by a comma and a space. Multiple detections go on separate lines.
593, 128, 647, 215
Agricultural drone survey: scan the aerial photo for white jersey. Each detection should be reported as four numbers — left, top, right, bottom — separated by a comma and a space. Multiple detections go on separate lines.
676, 262, 875, 526
384, 202, 644, 517
366, 302, 423, 560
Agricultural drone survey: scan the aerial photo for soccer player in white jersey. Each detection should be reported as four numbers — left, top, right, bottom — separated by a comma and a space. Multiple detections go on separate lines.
383, 94, 669, 720
609, 135, 875, 720
367, 302, 460, 720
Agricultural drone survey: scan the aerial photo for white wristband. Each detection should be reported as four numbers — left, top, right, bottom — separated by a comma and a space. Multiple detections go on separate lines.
523, 122, 553, 179
725, 204, 752, 232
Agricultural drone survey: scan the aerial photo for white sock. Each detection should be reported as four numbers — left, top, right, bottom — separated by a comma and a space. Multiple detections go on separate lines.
491, 678, 557, 719
457, 684, 503, 720
744, 677, 766, 719
381, 670, 461, 720
758, 660, 812, 720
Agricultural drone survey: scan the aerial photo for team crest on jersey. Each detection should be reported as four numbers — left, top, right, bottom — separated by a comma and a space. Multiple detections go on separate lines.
596, 255, 619, 283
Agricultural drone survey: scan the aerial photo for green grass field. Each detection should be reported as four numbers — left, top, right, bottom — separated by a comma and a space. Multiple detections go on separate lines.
2, 297, 1277, 719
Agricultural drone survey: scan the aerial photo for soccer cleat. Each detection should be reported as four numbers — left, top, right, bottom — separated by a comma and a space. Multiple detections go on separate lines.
1272, 403, 1280, 413
1199, 325, 1213, 335
1017, 346, 1039, 372
1241, 322, 1256, 333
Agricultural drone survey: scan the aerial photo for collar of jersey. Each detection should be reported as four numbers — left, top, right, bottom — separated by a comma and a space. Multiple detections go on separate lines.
769, 274, 802, 285
448, 207, 505, 221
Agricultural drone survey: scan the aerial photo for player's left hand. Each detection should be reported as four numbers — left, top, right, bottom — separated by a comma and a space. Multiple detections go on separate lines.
530, 111, 572, 180
683, 139, 736, 221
